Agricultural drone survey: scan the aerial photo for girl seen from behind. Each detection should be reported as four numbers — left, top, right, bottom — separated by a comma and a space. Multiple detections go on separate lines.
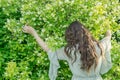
23, 21, 112, 80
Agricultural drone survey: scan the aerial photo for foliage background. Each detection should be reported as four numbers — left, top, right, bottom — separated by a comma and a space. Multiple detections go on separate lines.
0, 0, 120, 80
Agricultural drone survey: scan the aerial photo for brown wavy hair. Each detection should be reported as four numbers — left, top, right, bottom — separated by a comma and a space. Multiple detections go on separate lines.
64, 21, 103, 72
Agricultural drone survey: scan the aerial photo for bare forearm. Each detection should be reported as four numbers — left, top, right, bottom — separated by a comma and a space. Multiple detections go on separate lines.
23, 25, 50, 52
32, 31, 50, 52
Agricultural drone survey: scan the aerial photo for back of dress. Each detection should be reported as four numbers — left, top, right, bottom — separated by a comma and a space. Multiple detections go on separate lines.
47, 36, 112, 80
67, 42, 103, 80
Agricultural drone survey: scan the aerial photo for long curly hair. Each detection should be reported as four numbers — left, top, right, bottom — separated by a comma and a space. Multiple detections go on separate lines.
64, 21, 103, 72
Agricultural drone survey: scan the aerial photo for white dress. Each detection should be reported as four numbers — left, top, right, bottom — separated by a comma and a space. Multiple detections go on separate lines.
47, 36, 112, 80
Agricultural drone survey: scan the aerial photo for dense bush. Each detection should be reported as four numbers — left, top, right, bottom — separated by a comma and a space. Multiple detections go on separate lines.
0, 0, 120, 80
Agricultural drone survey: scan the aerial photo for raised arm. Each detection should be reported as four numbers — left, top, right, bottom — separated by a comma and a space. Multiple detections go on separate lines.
100, 30, 112, 51
99, 30, 112, 74
23, 25, 50, 52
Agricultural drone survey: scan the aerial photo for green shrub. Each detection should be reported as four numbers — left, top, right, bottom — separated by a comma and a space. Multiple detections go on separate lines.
0, 0, 120, 80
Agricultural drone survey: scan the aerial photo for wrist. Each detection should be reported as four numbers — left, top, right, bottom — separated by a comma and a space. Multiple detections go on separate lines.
30, 29, 36, 35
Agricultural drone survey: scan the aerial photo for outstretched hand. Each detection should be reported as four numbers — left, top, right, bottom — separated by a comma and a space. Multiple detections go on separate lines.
23, 25, 35, 34
22, 25, 49, 52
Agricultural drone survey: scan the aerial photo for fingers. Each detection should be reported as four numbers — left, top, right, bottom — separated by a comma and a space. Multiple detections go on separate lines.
22, 27, 27, 33
22, 25, 29, 33
107, 30, 111, 34
105, 30, 111, 37
22, 25, 35, 34
106, 30, 111, 35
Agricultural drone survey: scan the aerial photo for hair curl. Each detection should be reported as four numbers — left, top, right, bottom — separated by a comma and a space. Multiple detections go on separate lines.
64, 21, 103, 72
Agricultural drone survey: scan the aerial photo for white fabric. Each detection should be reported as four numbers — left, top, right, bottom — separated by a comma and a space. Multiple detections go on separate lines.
48, 50, 60, 80
99, 36, 112, 74
47, 36, 112, 80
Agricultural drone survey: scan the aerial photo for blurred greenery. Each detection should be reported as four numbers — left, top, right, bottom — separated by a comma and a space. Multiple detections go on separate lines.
0, 0, 120, 80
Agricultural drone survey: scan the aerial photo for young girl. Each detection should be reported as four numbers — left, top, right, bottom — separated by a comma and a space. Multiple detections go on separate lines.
23, 21, 112, 80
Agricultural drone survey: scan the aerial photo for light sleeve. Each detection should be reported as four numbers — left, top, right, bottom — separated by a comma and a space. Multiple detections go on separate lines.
99, 36, 112, 74
47, 47, 68, 80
